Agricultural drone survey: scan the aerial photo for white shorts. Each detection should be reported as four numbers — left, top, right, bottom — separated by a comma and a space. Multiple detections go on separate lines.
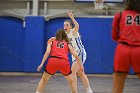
72, 48, 87, 64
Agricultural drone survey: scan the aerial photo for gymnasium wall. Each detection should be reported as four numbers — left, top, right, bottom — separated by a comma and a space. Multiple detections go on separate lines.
0, 17, 134, 74
0, 17, 24, 72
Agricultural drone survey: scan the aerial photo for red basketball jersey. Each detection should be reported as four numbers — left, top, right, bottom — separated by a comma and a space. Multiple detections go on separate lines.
50, 40, 69, 60
112, 10, 140, 45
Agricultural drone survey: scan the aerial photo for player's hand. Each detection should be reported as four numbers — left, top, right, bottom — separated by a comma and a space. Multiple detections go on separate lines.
79, 65, 84, 72
37, 64, 43, 72
67, 11, 74, 19
47, 37, 56, 44
96, 0, 103, 3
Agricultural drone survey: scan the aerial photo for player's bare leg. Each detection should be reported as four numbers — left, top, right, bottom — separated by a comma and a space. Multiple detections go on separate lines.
112, 73, 127, 93
77, 69, 90, 89
36, 72, 52, 93
71, 62, 79, 91
72, 61, 93, 93
65, 74, 77, 93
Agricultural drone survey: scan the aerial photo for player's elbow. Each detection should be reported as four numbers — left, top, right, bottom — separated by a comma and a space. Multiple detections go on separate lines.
77, 23, 79, 26
76, 24, 79, 28
74, 21, 79, 28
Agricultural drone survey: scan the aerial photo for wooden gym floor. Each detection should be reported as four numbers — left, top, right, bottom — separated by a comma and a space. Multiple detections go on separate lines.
0, 73, 140, 93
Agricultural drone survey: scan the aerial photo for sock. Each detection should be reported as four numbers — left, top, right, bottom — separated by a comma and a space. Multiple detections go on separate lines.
86, 87, 92, 90
86, 87, 94, 93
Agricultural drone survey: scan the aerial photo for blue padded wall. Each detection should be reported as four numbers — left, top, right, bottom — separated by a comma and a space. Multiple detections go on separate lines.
24, 16, 45, 72
0, 17, 24, 72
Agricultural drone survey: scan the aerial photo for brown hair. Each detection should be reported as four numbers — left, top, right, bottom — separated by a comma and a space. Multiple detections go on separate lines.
125, 0, 140, 13
56, 29, 69, 43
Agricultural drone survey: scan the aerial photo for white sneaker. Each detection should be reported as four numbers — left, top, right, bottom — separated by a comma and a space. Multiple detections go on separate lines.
86, 89, 93, 93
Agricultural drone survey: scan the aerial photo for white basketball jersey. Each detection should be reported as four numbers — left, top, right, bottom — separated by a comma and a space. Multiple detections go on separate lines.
66, 29, 84, 52
67, 29, 86, 64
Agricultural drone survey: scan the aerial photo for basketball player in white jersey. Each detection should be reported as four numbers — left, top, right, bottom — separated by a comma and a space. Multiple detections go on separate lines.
64, 11, 93, 93
48, 11, 93, 93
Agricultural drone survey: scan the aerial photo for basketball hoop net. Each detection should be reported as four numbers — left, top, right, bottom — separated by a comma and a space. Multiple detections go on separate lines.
94, 0, 104, 10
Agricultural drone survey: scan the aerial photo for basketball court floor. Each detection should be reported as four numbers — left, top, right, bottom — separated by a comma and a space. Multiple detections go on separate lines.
0, 74, 140, 93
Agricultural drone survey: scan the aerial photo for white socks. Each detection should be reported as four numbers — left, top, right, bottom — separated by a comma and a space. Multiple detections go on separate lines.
86, 87, 92, 90
86, 87, 93, 93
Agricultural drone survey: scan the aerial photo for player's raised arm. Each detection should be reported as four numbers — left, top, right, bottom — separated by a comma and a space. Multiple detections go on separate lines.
67, 11, 79, 33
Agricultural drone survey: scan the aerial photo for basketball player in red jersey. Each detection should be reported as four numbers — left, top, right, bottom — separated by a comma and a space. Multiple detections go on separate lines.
48, 11, 93, 93
112, 0, 140, 93
36, 29, 83, 93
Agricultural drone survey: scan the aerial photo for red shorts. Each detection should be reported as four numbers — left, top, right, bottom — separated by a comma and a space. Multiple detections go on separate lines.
45, 58, 71, 76
114, 43, 140, 74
